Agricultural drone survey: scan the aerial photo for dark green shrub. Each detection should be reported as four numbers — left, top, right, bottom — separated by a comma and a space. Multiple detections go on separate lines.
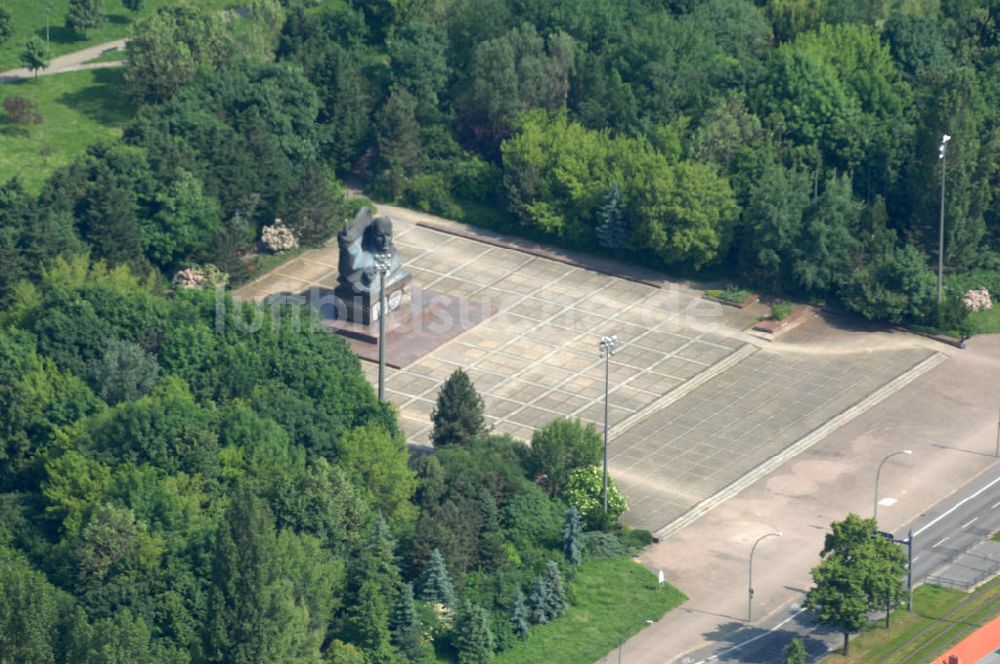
771, 300, 793, 321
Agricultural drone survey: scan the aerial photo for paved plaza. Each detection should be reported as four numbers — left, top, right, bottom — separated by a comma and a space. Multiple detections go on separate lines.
611, 344, 939, 531
238, 220, 754, 446
236, 208, 945, 535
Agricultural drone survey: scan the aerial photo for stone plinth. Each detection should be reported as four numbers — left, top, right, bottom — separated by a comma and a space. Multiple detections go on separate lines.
322, 287, 495, 369
333, 273, 412, 326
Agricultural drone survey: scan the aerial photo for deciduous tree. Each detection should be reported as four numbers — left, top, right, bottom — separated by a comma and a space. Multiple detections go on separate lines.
20, 38, 49, 78
528, 418, 602, 497
65, 0, 104, 39
0, 5, 12, 45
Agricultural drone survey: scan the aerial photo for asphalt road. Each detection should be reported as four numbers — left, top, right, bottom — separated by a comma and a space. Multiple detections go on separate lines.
678, 465, 1000, 663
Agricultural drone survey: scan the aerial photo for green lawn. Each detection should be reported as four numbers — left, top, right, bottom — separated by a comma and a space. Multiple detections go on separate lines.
969, 305, 1000, 335
0, 0, 232, 72
491, 558, 686, 664
823, 576, 1000, 663
0, 68, 133, 192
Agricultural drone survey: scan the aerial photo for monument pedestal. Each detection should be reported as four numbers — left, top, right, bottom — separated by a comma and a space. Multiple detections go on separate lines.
333, 274, 412, 326
322, 287, 496, 369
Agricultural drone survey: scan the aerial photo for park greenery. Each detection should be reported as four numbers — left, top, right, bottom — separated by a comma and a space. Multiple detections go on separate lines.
2, 0, 1000, 659
819, 575, 1000, 663
0, 257, 661, 662
0, 0, 997, 333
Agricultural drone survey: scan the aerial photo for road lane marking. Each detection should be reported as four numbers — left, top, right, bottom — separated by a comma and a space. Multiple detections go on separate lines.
914, 473, 1000, 537
992, 500, 1000, 509
692, 609, 809, 664
932, 537, 950, 548
912, 556, 920, 563
962, 517, 978, 529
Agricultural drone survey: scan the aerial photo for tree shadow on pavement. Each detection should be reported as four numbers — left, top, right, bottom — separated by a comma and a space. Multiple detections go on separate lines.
698, 613, 834, 663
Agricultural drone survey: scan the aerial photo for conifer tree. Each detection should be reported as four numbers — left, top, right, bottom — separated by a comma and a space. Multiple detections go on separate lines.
454, 603, 494, 664
477, 488, 505, 568
418, 548, 456, 609
527, 574, 550, 624
390, 582, 423, 661
562, 506, 584, 571
595, 182, 630, 250
510, 589, 529, 641
542, 561, 567, 619
205, 485, 310, 663
349, 580, 394, 662
430, 368, 486, 447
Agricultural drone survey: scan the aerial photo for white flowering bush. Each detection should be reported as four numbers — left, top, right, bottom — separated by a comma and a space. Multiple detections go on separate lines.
172, 264, 229, 290
563, 465, 628, 529
962, 288, 992, 312
261, 218, 299, 254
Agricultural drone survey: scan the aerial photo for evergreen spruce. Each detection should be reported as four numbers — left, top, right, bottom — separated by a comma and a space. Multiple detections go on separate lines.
510, 589, 529, 640
454, 603, 495, 664
430, 368, 486, 447
349, 580, 394, 661
542, 561, 567, 619
527, 574, 550, 624
418, 548, 456, 609
477, 488, 506, 568
390, 582, 423, 661
595, 182, 630, 251
562, 506, 584, 571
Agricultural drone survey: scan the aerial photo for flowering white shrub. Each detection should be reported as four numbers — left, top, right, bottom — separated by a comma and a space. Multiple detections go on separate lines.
962, 288, 992, 312
261, 218, 299, 253
172, 264, 229, 290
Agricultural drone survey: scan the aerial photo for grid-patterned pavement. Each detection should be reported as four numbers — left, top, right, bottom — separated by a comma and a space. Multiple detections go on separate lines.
365, 225, 751, 443
611, 345, 938, 531
237, 214, 944, 534
237, 221, 752, 444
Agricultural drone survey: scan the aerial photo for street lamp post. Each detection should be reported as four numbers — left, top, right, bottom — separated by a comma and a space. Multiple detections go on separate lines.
374, 252, 391, 402
874, 450, 912, 522
617, 619, 653, 664
44, 5, 52, 52
938, 134, 951, 307
599, 335, 618, 515
748, 531, 782, 622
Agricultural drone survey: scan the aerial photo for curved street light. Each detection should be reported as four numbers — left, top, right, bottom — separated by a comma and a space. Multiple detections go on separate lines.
748, 531, 782, 622
874, 450, 912, 523
618, 619, 653, 664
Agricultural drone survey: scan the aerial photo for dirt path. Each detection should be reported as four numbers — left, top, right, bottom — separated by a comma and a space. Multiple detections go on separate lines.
0, 39, 127, 83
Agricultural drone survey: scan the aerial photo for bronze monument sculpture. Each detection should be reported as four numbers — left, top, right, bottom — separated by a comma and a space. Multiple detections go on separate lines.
335, 207, 411, 325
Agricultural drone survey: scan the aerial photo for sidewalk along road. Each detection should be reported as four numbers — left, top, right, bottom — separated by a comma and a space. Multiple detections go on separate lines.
600, 334, 1000, 664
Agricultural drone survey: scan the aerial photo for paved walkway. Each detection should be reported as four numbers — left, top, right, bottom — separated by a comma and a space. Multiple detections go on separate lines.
607, 335, 1000, 664
615, 342, 940, 532
0, 39, 126, 83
